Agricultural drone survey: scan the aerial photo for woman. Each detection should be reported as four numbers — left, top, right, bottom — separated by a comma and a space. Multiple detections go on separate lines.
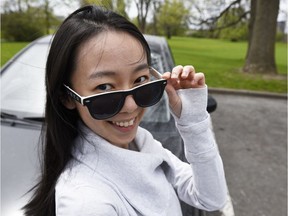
24, 5, 227, 216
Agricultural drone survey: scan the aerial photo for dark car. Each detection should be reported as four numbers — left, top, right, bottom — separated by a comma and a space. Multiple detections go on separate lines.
1, 35, 217, 216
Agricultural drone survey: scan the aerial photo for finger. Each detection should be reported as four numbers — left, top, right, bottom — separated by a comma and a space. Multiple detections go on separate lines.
171, 65, 183, 79
162, 71, 181, 90
192, 72, 205, 87
181, 65, 195, 79
161, 72, 172, 80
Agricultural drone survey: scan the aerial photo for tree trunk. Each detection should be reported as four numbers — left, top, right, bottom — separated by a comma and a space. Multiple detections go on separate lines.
245, 0, 256, 59
44, 0, 50, 35
135, 0, 152, 33
243, 0, 279, 74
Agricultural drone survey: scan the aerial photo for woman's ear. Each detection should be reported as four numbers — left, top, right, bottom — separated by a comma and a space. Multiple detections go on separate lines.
61, 94, 76, 110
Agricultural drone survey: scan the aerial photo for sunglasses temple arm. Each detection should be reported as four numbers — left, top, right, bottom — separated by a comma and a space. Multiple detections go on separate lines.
149, 67, 164, 79
63, 84, 85, 105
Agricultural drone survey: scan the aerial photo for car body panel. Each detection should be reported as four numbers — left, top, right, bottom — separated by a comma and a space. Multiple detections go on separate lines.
1, 122, 41, 216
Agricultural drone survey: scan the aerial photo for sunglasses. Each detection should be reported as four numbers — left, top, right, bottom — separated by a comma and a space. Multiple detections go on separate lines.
64, 67, 167, 120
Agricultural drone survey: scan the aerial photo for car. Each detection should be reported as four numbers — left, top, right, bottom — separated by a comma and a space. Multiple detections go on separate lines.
1, 34, 217, 216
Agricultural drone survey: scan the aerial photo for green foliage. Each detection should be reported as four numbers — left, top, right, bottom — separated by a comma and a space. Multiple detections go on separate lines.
216, 7, 249, 41
81, 0, 113, 9
1, 10, 45, 41
188, 29, 216, 39
217, 22, 249, 41
1, 4, 61, 42
81, 0, 129, 18
189, 24, 249, 41
156, 0, 189, 38
168, 37, 287, 93
190, 6, 249, 41
275, 31, 286, 42
116, 0, 129, 18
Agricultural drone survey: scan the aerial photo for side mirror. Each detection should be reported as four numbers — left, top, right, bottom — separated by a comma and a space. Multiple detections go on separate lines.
207, 95, 217, 113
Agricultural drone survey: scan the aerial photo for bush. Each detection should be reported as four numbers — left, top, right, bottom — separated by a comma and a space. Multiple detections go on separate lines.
1, 11, 45, 42
218, 23, 249, 42
275, 31, 287, 42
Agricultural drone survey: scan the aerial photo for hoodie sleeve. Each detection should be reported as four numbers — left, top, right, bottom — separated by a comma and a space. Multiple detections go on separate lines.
169, 86, 227, 211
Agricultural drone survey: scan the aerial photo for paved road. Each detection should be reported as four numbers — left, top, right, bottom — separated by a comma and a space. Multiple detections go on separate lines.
208, 92, 287, 216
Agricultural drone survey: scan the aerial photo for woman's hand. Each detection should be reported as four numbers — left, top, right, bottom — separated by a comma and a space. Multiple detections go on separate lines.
162, 65, 205, 118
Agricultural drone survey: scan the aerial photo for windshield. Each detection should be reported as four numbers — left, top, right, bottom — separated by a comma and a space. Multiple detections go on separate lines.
1, 35, 171, 122
1, 42, 49, 118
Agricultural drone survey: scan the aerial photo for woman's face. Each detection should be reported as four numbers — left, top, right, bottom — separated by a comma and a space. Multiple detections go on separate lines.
67, 31, 149, 149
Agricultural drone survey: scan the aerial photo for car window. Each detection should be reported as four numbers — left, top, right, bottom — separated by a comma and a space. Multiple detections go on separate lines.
142, 52, 170, 123
1, 43, 49, 118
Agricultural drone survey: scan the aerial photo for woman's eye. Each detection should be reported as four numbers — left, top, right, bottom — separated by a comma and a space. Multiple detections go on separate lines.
135, 76, 149, 84
96, 84, 112, 91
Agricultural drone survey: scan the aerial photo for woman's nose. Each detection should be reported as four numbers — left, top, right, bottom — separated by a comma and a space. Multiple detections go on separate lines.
120, 95, 138, 113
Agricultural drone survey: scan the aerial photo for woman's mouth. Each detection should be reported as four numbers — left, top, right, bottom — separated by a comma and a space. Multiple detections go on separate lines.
111, 118, 135, 128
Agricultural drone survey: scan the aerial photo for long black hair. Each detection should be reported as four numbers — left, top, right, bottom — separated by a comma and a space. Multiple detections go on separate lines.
23, 5, 151, 216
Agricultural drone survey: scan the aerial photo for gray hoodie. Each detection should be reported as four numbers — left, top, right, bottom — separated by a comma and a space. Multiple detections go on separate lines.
55, 87, 227, 215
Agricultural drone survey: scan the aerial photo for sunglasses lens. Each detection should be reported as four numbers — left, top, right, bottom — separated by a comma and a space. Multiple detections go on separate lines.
88, 93, 124, 120
86, 80, 166, 120
134, 81, 166, 107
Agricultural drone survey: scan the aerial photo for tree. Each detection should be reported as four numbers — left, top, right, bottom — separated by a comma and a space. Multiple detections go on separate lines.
188, 0, 281, 74
157, 0, 189, 38
134, 0, 153, 33
2, 0, 44, 41
215, 6, 249, 41
149, 0, 162, 35
243, 0, 280, 74
1, 10, 44, 41
42, 0, 61, 34
80, 0, 113, 9
116, 0, 129, 18
1, 0, 62, 41
80, 0, 129, 18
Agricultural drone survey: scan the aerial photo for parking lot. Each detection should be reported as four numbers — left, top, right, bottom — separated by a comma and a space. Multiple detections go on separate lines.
208, 90, 287, 216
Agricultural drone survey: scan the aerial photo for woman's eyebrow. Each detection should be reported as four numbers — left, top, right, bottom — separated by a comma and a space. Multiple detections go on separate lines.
132, 63, 149, 73
88, 70, 116, 80
88, 63, 149, 80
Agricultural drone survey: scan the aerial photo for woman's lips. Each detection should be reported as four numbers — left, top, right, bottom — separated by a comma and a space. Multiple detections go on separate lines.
112, 118, 135, 127
110, 118, 136, 132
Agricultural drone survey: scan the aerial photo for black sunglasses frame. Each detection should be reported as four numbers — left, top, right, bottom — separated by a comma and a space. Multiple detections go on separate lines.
64, 67, 167, 120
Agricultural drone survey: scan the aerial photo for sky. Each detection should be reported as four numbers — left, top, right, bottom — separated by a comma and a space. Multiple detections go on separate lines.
53, 0, 287, 22
52, 0, 137, 18
1, 0, 286, 23
279, 0, 288, 21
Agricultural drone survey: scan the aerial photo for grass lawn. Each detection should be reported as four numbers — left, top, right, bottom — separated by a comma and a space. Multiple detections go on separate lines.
168, 37, 287, 93
1, 37, 287, 93
1, 42, 29, 66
